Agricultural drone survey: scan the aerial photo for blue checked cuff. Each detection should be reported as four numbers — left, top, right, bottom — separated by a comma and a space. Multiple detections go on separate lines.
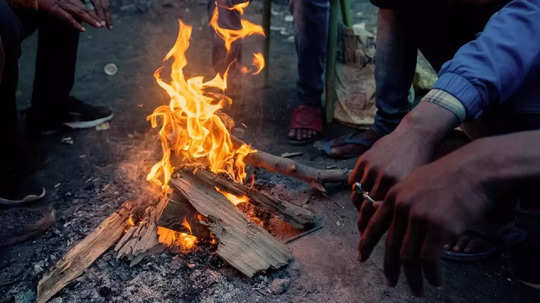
423, 89, 467, 123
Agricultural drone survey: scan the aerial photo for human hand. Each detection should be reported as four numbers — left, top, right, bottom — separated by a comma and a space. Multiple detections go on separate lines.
358, 149, 491, 296
38, 0, 106, 31
349, 101, 459, 205
90, 0, 112, 29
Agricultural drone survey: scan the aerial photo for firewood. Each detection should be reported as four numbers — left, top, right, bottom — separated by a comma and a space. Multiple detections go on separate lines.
36, 200, 140, 303
190, 168, 314, 229
157, 191, 211, 238
231, 136, 350, 193
114, 196, 168, 266
245, 150, 350, 193
171, 172, 292, 277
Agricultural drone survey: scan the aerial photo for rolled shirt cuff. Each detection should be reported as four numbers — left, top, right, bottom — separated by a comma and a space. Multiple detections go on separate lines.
433, 72, 484, 119
423, 89, 467, 123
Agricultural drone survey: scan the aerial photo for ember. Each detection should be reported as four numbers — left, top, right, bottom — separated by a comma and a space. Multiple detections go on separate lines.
215, 186, 249, 206
157, 226, 197, 252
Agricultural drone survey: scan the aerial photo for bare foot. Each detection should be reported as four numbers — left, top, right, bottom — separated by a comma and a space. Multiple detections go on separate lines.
443, 232, 494, 254
288, 128, 319, 142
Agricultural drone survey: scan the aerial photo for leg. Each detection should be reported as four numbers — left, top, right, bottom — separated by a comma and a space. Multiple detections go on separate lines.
372, 9, 417, 136
28, 13, 80, 130
321, 8, 416, 158
288, 0, 329, 143
208, 0, 243, 77
0, 0, 24, 195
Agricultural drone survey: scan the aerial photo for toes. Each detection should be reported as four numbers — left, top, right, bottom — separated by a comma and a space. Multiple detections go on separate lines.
464, 239, 490, 253
452, 235, 471, 252
288, 129, 296, 139
301, 129, 308, 140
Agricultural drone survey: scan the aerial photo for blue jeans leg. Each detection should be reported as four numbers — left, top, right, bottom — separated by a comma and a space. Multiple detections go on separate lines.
290, 0, 329, 108
372, 9, 416, 136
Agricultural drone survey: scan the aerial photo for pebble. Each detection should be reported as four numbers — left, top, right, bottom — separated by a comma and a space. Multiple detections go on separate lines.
269, 278, 290, 295
104, 63, 118, 76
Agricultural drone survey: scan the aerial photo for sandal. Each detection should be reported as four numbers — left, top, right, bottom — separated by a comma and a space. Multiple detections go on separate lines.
315, 130, 382, 159
288, 105, 323, 145
441, 223, 526, 262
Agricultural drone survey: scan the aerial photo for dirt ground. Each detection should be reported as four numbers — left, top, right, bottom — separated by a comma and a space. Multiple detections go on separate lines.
2, 0, 540, 302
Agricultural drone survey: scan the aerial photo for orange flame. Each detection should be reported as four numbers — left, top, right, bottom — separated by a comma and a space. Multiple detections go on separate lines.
252, 53, 265, 75
146, 1, 265, 193
209, 1, 265, 52
157, 226, 197, 251
182, 217, 193, 234
146, 20, 257, 191
215, 186, 249, 206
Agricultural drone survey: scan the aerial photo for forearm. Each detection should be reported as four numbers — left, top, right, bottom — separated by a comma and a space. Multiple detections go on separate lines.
395, 100, 460, 146
467, 131, 540, 191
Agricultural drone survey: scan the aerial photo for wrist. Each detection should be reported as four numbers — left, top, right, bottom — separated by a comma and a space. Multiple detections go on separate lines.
396, 101, 459, 145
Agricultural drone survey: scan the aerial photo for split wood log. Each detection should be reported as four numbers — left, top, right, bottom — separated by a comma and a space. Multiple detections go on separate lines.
114, 196, 169, 266
171, 172, 292, 277
36, 200, 139, 303
190, 168, 314, 229
157, 191, 211, 238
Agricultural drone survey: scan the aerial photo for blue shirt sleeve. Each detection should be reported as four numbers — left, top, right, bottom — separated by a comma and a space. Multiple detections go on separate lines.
433, 0, 540, 119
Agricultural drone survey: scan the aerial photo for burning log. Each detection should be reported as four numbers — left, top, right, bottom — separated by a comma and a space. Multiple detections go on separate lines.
189, 168, 314, 229
114, 197, 169, 265
231, 136, 350, 193
245, 150, 350, 193
36, 200, 142, 303
171, 172, 292, 277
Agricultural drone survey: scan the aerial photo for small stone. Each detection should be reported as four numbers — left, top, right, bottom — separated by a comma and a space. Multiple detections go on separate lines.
187, 263, 196, 269
269, 278, 290, 295
104, 63, 118, 76
49, 298, 63, 303
33, 261, 44, 274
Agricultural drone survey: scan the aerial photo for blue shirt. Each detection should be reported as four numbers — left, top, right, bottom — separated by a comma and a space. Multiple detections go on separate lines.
432, 0, 540, 119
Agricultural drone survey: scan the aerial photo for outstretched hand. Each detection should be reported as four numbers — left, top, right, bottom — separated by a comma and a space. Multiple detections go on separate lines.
358, 146, 492, 296
90, 0, 112, 29
349, 100, 459, 207
38, 0, 111, 31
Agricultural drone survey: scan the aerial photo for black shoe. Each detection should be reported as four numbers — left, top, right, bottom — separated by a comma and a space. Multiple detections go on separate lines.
24, 108, 64, 136
63, 97, 113, 129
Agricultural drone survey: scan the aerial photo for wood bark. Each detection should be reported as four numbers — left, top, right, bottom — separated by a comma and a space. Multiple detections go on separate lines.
171, 172, 292, 277
36, 200, 139, 303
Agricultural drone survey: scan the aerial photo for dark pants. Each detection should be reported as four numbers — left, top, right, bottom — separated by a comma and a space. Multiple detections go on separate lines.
0, 0, 79, 189
289, 0, 329, 108
209, 0, 329, 107
208, 0, 244, 76
373, 1, 501, 135
0, 0, 80, 132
